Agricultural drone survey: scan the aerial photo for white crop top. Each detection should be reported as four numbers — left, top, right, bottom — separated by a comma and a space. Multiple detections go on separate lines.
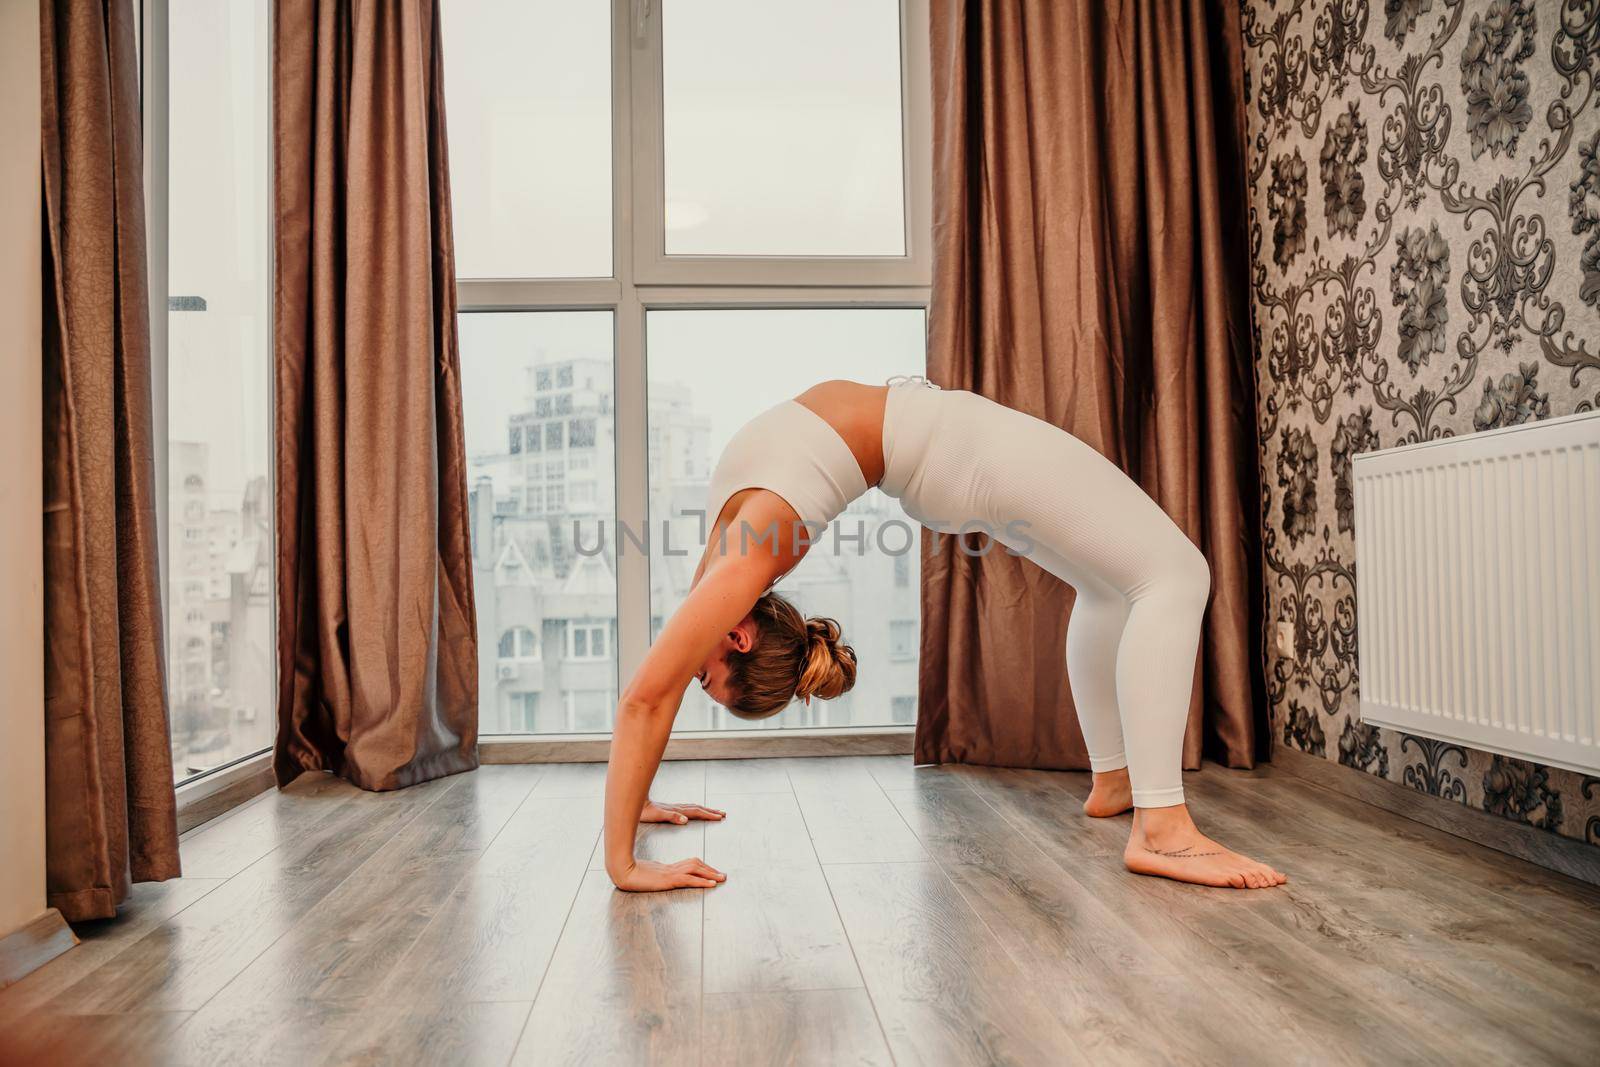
704, 398, 870, 546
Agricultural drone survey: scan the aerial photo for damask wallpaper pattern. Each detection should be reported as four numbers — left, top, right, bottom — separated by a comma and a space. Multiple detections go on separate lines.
1241, 0, 1600, 846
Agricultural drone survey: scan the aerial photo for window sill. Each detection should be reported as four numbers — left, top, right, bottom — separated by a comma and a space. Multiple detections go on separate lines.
479, 725, 914, 764
172, 728, 917, 834
175, 750, 275, 834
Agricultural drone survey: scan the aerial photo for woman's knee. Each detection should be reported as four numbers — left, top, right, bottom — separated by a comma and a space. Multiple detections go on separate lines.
1170, 542, 1212, 606
1142, 539, 1210, 609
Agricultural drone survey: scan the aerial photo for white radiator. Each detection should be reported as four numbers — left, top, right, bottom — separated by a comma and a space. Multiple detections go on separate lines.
1352, 409, 1600, 776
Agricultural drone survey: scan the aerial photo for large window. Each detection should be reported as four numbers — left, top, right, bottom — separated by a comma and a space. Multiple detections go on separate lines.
452, 0, 931, 736
158, 0, 274, 783
648, 310, 925, 730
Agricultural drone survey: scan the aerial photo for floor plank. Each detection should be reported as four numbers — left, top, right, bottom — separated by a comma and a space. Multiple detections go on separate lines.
855, 754, 968, 792
884, 784, 1178, 980
378, 796, 601, 1004
947, 764, 1126, 858
702, 791, 813, 869
513, 871, 703, 1066
704, 758, 794, 794
171, 997, 368, 1067
178, 772, 349, 879
5, 757, 1598, 1065
825, 861, 1084, 1064
883, 782, 1302, 1065
702, 863, 861, 993
40, 774, 456, 1013
701, 989, 892, 1067
0, 877, 225, 1015
338, 1000, 533, 1067
0, 1009, 192, 1067
534, 759, 706, 800
785, 758, 927, 864
210, 767, 540, 1005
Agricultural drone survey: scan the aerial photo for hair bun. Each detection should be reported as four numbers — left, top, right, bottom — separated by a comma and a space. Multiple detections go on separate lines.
796, 616, 857, 702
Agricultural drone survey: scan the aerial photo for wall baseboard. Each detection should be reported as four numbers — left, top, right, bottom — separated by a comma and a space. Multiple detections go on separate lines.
0, 909, 76, 991
1271, 745, 1600, 887
481, 728, 915, 764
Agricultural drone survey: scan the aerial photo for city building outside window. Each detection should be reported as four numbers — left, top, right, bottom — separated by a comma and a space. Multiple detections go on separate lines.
499, 626, 540, 661
889, 620, 917, 661
565, 622, 609, 662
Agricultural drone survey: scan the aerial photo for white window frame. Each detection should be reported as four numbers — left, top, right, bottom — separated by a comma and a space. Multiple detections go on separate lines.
457, 0, 933, 725
625, 0, 932, 286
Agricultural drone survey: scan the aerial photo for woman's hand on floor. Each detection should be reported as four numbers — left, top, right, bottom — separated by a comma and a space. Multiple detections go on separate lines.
641, 799, 726, 824
611, 857, 727, 892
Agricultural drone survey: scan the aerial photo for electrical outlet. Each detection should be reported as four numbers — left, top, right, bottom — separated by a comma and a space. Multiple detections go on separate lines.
1274, 621, 1296, 659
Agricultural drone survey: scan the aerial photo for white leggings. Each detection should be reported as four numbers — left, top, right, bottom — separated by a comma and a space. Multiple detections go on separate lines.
879, 380, 1210, 807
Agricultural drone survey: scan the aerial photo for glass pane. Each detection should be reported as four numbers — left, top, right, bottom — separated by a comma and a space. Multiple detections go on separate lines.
646, 309, 926, 730
167, 0, 273, 784
461, 312, 619, 734
662, 0, 906, 257
442, 0, 612, 278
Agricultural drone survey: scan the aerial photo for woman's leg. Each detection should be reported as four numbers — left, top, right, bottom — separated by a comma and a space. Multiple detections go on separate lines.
1059, 573, 1137, 816
968, 400, 1285, 889
1030, 519, 1205, 811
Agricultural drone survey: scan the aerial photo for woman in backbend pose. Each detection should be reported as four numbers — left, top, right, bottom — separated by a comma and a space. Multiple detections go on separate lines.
603, 376, 1287, 892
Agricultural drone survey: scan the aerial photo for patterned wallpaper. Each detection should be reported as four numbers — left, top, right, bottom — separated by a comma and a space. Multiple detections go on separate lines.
1241, 0, 1600, 846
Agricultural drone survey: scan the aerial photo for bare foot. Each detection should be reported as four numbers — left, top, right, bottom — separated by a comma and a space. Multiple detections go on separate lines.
1124, 806, 1287, 890
1083, 768, 1133, 817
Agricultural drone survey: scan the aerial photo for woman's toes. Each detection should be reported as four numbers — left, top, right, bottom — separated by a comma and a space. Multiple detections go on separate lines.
1251, 865, 1285, 887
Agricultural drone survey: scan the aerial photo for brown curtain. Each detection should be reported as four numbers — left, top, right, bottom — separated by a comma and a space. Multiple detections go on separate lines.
918, 0, 1267, 771
40, 0, 181, 922
273, 0, 479, 791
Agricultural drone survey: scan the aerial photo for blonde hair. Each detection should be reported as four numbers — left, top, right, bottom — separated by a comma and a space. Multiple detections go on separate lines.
724, 592, 857, 720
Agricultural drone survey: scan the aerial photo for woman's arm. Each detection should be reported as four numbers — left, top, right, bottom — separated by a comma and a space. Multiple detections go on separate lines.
604, 555, 776, 891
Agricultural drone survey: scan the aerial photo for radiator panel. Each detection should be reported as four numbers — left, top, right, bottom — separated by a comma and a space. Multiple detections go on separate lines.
1352, 411, 1600, 776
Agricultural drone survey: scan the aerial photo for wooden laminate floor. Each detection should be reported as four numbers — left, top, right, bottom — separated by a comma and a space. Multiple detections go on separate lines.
3, 756, 1598, 1066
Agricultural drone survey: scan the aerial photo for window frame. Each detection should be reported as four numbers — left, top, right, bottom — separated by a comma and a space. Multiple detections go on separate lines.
459, 1, 932, 739
625, 0, 932, 286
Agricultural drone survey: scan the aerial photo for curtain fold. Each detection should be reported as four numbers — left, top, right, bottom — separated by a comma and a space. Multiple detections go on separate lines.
40, 0, 181, 922
917, 0, 1267, 771
273, 0, 479, 791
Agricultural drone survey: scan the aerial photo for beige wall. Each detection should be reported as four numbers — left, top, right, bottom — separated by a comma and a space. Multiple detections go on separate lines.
0, 0, 46, 938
